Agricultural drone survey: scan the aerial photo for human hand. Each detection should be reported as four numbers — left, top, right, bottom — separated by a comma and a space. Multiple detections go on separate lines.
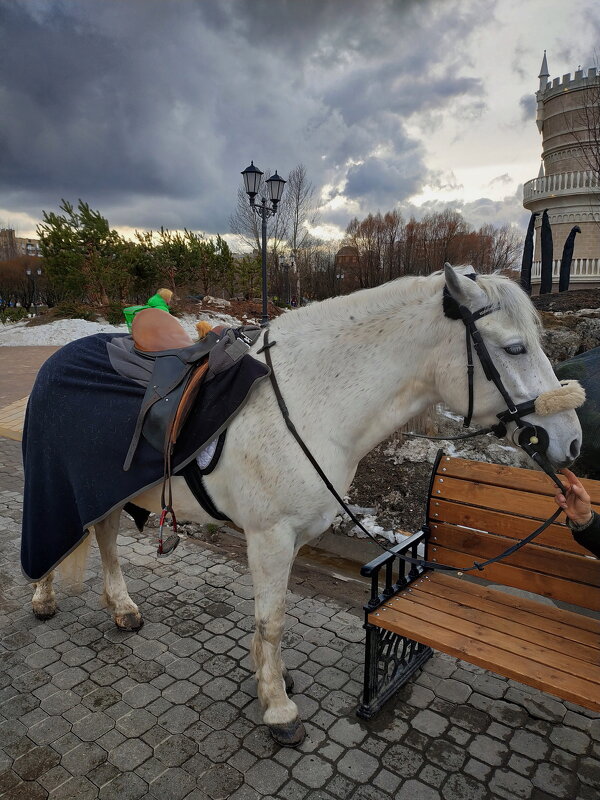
555, 468, 593, 526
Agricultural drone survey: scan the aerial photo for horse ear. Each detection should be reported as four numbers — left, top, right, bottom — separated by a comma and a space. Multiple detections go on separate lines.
443, 264, 486, 309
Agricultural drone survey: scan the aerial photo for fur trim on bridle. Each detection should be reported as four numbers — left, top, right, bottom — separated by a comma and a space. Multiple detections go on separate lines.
534, 380, 586, 416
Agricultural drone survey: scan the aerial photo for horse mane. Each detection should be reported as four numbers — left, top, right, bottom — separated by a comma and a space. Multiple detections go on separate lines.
273, 267, 541, 346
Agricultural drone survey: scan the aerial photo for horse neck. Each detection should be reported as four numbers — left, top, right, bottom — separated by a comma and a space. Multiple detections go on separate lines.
269, 278, 443, 460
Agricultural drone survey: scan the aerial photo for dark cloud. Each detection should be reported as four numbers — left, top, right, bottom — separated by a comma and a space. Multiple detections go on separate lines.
519, 93, 537, 121
1, 0, 492, 234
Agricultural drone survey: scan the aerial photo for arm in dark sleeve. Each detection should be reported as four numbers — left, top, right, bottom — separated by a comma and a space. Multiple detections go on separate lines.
571, 511, 600, 558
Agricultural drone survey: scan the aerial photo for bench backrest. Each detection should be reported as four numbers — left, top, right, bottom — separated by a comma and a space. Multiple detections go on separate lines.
427, 454, 600, 611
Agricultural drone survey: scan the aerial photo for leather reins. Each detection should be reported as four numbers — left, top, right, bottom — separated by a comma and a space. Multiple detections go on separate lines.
259, 288, 566, 574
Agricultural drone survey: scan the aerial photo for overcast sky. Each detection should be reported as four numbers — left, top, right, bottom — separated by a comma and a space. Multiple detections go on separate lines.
1, 0, 599, 246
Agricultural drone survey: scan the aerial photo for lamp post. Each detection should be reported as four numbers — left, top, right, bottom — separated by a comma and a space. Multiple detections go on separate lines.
26, 267, 42, 316
241, 161, 286, 325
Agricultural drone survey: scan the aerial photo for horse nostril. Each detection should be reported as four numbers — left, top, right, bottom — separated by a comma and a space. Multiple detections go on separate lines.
569, 439, 581, 460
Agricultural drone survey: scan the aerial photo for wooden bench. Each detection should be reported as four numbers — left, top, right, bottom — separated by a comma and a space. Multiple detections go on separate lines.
357, 451, 600, 719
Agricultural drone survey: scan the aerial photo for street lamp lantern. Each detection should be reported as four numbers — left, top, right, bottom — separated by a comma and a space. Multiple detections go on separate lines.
241, 161, 264, 200
241, 161, 286, 325
266, 171, 286, 206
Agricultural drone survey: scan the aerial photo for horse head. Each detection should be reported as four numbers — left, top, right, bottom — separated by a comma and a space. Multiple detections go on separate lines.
439, 264, 583, 470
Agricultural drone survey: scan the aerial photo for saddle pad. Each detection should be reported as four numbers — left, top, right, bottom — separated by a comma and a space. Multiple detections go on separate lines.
21, 333, 269, 580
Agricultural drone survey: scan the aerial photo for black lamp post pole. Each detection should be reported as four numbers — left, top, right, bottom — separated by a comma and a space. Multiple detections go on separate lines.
260, 199, 269, 325
241, 162, 286, 327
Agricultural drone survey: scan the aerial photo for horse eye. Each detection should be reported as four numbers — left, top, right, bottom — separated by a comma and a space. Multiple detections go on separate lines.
504, 344, 526, 355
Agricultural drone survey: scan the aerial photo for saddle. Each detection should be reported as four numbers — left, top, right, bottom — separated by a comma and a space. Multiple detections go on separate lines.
123, 309, 220, 471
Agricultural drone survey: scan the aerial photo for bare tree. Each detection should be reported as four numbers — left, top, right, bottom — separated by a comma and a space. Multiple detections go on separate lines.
283, 164, 319, 300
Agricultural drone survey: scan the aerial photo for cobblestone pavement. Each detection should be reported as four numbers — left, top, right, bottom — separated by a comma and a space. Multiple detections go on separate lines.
1, 437, 599, 800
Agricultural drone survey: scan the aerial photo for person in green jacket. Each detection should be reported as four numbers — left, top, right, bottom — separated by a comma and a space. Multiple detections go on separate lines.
123, 288, 173, 331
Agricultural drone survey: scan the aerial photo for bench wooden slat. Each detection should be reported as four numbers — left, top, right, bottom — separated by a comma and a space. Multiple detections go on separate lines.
438, 456, 600, 504
389, 580, 600, 664
432, 476, 573, 519
429, 499, 589, 556
369, 601, 600, 711
430, 523, 600, 586
426, 543, 600, 610
424, 572, 600, 638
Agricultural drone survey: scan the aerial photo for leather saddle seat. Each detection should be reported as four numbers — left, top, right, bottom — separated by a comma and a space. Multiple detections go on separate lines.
124, 310, 222, 470
131, 308, 193, 351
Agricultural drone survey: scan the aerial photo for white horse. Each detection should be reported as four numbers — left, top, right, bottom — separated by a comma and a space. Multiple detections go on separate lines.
31, 265, 582, 745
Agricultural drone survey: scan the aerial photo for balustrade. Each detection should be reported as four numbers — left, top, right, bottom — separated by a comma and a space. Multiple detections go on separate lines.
531, 258, 600, 280
523, 170, 600, 201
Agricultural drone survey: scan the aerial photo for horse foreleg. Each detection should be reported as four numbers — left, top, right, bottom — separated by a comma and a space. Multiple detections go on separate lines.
95, 509, 143, 631
32, 572, 56, 619
246, 527, 305, 746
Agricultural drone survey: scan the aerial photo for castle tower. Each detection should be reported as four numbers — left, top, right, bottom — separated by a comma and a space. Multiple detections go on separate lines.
523, 53, 600, 292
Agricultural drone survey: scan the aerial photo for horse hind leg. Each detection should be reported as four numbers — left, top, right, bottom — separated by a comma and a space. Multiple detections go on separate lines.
94, 509, 143, 631
247, 525, 305, 746
32, 530, 93, 619
32, 571, 57, 620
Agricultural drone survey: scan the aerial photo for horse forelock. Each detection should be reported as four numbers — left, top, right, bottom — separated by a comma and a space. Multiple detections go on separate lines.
474, 272, 541, 347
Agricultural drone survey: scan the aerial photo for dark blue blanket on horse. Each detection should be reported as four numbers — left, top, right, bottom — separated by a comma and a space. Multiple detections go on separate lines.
21, 332, 268, 581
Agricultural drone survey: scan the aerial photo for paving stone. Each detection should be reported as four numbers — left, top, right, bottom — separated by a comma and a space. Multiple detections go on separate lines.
58, 741, 106, 780
549, 725, 590, 755
396, 779, 441, 799
577, 757, 600, 788
435, 678, 472, 704
49, 774, 98, 799
292, 754, 334, 788
511, 729, 550, 760
245, 758, 289, 793
13, 745, 60, 781
441, 773, 488, 800
337, 748, 379, 781
197, 763, 244, 799
533, 762, 580, 798
464, 758, 492, 782
148, 766, 196, 800
426, 739, 467, 771
99, 771, 148, 800
70, 710, 115, 741
115, 708, 156, 737
28, 716, 71, 745
158, 704, 199, 733
468, 733, 510, 766
109, 738, 153, 771
411, 708, 449, 737
328, 717, 367, 747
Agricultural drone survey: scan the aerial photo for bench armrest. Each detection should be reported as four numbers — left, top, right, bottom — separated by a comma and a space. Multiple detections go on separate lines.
360, 530, 427, 577
361, 527, 430, 611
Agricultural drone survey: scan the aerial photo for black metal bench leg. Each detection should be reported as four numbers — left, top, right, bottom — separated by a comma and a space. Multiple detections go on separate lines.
357, 623, 433, 719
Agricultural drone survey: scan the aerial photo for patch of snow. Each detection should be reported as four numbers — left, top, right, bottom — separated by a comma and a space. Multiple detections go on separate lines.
0, 311, 244, 347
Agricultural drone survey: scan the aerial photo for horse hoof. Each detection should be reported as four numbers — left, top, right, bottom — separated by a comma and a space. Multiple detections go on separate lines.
33, 606, 56, 621
269, 717, 306, 747
284, 672, 294, 693
114, 612, 144, 631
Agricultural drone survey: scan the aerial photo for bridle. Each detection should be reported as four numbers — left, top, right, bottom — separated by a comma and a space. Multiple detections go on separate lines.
259, 281, 583, 574
436, 282, 563, 491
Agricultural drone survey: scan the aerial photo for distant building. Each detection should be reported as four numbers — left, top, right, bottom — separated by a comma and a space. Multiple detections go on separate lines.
523, 53, 600, 292
0, 228, 42, 260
